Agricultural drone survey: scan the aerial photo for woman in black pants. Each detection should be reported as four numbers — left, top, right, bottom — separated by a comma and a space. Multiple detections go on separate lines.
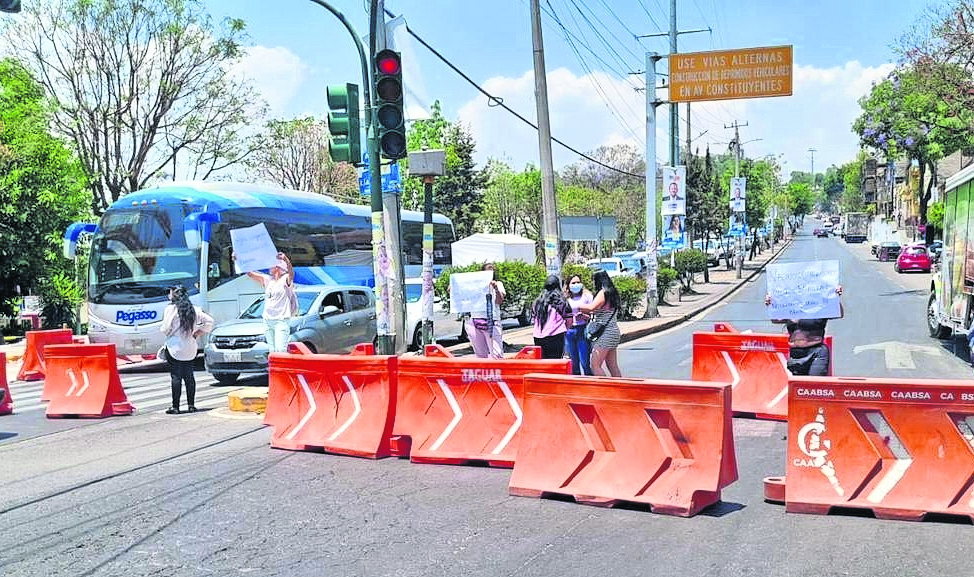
160, 286, 213, 414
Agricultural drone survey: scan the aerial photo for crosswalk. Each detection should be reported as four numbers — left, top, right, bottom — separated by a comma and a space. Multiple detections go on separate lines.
5, 370, 247, 415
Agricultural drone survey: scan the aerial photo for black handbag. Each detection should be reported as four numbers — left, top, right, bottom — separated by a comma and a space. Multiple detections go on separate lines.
584, 308, 616, 341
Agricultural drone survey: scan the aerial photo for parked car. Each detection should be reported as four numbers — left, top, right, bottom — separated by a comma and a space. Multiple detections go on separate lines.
585, 257, 632, 277
405, 277, 464, 350
814, 228, 828, 238
876, 241, 902, 262
927, 240, 943, 263
204, 285, 377, 384
613, 251, 652, 276
691, 240, 721, 266
895, 244, 932, 273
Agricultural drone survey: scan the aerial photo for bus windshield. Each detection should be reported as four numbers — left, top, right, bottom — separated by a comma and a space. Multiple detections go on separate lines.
88, 205, 200, 304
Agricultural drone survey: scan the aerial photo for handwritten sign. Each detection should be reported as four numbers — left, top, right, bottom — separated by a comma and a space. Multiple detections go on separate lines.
230, 223, 279, 274
766, 260, 841, 320
449, 271, 494, 315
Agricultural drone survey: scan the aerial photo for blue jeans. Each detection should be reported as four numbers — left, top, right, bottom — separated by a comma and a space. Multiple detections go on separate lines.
565, 326, 593, 375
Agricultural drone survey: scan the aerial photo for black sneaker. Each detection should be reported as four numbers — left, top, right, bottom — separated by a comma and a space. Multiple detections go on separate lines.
165, 407, 181, 415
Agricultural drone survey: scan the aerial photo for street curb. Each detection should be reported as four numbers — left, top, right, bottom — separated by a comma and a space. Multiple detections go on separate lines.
227, 387, 268, 414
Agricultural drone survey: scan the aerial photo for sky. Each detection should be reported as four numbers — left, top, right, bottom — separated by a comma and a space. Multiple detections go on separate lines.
172, 0, 941, 178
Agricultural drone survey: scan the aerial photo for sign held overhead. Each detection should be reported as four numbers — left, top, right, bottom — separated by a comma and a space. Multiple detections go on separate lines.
670, 45, 793, 103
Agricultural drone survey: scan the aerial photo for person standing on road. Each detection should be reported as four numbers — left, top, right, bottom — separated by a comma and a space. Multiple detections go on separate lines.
466, 262, 506, 359
244, 252, 298, 353
578, 270, 622, 377
765, 286, 844, 376
564, 275, 594, 375
531, 275, 571, 359
161, 285, 213, 414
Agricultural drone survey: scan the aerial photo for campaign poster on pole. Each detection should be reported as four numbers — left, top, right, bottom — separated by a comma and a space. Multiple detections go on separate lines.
765, 260, 841, 320
662, 214, 686, 250
730, 177, 746, 212
661, 166, 686, 216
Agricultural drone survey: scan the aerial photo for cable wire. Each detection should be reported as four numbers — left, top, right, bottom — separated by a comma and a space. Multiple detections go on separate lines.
382, 5, 644, 179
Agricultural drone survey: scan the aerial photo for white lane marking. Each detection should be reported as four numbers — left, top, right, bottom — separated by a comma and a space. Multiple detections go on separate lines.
284, 374, 317, 441
766, 352, 791, 408
865, 412, 913, 504
429, 379, 462, 451
327, 375, 362, 442
491, 380, 522, 455
720, 351, 741, 388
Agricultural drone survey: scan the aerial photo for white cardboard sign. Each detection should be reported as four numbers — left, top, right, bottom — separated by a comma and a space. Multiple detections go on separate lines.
230, 223, 279, 274
449, 271, 494, 315
766, 260, 841, 320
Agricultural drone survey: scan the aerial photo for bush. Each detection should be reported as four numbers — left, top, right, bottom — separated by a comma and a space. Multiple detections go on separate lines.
673, 249, 708, 293
613, 275, 648, 320
656, 266, 678, 304
39, 273, 84, 331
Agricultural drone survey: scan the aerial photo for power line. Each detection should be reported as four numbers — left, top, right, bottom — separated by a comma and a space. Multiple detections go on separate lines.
382, 6, 644, 179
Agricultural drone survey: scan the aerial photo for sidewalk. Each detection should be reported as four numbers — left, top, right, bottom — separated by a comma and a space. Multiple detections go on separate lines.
448, 238, 792, 355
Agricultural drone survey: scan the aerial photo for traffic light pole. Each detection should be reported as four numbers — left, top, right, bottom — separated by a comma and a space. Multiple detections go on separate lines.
306, 0, 393, 354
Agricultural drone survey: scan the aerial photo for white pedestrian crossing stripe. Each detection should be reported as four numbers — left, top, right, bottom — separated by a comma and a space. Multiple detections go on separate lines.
5, 370, 249, 414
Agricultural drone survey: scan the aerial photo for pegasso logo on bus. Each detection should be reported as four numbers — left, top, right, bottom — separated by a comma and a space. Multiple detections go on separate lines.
116, 309, 158, 324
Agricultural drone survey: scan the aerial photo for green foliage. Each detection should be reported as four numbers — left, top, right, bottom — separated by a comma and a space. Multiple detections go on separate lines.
612, 275, 647, 320
0, 58, 92, 316
786, 181, 816, 220
673, 249, 708, 292
927, 201, 944, 227
39, 273, 84, 330
656, 266, 678, 304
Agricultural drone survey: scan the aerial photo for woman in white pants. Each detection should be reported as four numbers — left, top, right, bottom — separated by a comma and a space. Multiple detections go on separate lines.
245, 252, 298, 353
465, 262, 505, 358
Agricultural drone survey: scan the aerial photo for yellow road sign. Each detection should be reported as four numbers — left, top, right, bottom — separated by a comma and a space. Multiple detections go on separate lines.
669, 45, 793, 103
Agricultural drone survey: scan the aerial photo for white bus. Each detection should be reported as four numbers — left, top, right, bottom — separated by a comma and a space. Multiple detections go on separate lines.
64, 182, 455, 356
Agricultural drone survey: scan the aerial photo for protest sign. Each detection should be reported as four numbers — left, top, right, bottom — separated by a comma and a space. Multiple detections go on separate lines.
449, 271, 494, 315
766, 260, 841, 320
230, 223, 279, 274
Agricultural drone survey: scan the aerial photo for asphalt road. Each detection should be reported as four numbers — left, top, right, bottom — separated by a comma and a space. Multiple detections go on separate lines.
3, 224, 974, 577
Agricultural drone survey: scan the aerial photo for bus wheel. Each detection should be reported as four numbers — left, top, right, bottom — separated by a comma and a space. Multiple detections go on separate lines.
213, 373, 239, 385
928, 293, 951, 339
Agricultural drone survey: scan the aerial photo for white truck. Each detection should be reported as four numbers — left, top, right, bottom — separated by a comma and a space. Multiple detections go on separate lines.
844, 212, 868, 243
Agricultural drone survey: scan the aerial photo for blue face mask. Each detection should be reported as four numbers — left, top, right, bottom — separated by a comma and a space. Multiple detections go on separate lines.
570, 283, 583, 294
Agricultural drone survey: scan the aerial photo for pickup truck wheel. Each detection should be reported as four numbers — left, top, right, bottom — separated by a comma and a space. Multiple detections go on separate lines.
213, 373, 239, 385
928, 293, 951, 339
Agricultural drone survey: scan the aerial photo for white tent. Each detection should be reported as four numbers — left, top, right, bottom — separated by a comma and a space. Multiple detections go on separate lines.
451, 233, 537, 267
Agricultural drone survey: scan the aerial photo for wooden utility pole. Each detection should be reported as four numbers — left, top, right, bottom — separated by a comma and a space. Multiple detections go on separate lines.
530, 0, 561, 274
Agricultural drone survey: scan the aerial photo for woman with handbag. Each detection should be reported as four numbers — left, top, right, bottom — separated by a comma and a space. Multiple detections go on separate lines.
531, 275, 571, 359
564, 274, 594, 375
578, 270, 621, 377
161, 285, 214, 414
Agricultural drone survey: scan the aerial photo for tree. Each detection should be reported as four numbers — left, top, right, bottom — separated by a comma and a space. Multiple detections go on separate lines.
247, 117, 359, 203
0, 58, 92, 316
786, 181, 816, 223
401, 102, 487, 238
1, 0, 265, 213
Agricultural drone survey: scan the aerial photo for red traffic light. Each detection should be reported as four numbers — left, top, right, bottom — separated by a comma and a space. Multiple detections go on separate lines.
375, 50, 401, 76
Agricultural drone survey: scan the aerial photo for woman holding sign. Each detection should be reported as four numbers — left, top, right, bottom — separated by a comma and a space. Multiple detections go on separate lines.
764, 285, 844, 376
244, 252, 298, 353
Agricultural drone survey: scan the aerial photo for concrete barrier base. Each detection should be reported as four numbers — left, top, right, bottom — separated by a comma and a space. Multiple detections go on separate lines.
228, 387, 268, 413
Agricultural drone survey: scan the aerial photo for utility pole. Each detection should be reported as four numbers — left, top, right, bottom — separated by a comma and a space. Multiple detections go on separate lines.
644, 52, 662, 319
530, 0, 561, 274
725, 120, 748, 279
808, 147, 816, 192
669, 0, 679, 167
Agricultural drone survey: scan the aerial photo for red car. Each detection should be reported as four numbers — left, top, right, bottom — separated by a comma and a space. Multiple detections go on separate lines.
895, 244, 932, 273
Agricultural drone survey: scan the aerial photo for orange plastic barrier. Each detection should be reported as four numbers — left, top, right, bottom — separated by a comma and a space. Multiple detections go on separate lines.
393, 354, 571, 467
0, 352, 12, 415
42, 344, 134, 418
17, 328, 73, 382
691, 331, 833, 420
286, 342, 314, 355
265, 351, 397, 458
781, 376, 974, 522
713, 322, 739, 333
509, 373, 738, 517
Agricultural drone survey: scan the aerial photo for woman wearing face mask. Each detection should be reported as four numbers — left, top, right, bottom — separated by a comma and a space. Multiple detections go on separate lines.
564, 275, 594, 375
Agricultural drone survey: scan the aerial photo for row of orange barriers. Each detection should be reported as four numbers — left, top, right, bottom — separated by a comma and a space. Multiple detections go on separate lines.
264, 343, 739, 517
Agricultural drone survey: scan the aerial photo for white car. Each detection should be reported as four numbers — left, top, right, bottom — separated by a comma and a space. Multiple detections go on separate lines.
404, 277, 464, 350
585, 257, 631, 278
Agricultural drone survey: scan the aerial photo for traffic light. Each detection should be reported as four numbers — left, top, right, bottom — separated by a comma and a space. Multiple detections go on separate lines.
373, 49, 406, 160
326, 83, 361, 165
0, 0, 21, 13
